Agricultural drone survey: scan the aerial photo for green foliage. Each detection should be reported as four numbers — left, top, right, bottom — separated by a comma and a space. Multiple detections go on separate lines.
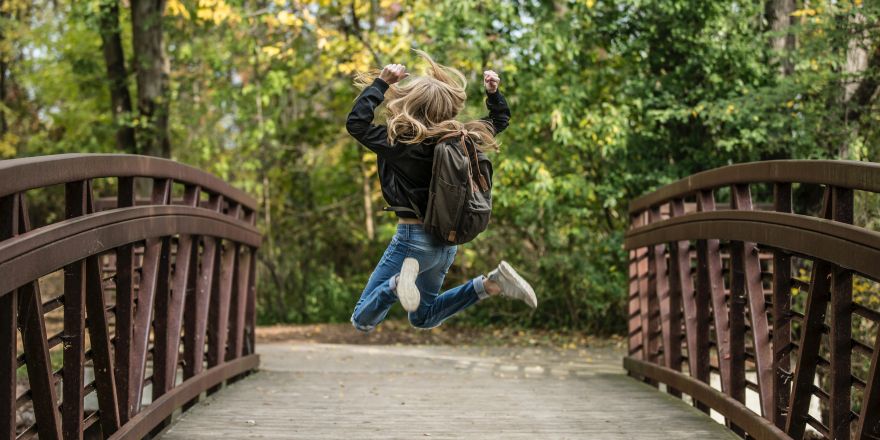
3, 0, 879, 334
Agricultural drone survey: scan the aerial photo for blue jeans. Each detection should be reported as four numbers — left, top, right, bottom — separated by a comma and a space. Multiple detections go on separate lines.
351, 224, 488, 332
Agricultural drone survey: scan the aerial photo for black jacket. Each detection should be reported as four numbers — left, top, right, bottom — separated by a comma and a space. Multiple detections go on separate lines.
346, 78, 511, 219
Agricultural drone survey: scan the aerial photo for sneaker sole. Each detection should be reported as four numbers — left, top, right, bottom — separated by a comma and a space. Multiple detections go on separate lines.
397, 257, 421, 313
499, 261, 538, 308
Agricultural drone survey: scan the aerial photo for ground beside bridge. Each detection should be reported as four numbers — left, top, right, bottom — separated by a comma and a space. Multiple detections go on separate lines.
158, 327, 737, 440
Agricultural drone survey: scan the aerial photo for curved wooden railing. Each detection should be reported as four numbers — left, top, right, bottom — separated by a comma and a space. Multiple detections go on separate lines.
1, 154, 262, 439
625, 160, 880, 440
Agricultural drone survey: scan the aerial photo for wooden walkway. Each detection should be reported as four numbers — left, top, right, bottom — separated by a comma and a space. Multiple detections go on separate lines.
159, 342, 738, 439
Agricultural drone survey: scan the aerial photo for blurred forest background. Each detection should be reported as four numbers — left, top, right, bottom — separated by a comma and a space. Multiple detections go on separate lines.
1, 0, 879, 333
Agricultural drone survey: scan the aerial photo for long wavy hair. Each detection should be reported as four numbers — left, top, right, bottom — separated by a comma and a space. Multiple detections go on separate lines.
354, 50, 499, 152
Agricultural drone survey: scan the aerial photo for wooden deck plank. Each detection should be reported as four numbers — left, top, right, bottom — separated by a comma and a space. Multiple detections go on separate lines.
160, 343, 739, 439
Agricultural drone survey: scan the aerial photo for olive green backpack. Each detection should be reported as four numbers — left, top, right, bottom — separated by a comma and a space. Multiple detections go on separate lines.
388, 130, 492, 245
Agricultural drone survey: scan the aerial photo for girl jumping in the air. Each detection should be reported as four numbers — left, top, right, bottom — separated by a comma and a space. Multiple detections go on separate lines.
346, 51, 537, 332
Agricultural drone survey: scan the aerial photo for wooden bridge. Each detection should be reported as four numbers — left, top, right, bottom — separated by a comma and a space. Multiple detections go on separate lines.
1, 155, 879, 439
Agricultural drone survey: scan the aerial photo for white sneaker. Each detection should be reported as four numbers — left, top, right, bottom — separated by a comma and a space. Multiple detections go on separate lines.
396, 257, 421, 313
488, 261, 537, 308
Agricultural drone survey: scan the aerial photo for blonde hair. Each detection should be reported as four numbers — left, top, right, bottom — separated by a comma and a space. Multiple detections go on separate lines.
354, 50, 499, 152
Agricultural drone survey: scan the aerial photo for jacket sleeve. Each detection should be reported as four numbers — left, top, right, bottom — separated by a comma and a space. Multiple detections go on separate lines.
346, 78, 397, 158
482, 91, 511, 135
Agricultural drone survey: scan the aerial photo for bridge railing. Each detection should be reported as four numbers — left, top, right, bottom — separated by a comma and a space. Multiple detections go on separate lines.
1, 154, 262, 440
624, 160, 880, 440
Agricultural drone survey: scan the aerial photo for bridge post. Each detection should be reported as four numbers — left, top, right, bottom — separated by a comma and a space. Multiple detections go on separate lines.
0, 194, 19, 440
828, 187, 852, 440
114, 177, 135, 425
62, 181, 89, 440
731, 184, 774, 420
668, 198, 710, 413
126, 178, 173, 419
785, 189, 835, 439
771, 182, 792, 430
696, 190, 737, 428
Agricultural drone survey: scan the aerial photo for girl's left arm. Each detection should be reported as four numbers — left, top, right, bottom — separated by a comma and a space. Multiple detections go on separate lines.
481, 70, 510, 135
346, 78, 395, 157
483, 91, 511, 135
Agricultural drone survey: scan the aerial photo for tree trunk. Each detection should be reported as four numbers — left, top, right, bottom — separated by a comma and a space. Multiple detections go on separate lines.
839, 14, 878, 158
130, 0, 170, 157
361, 161, 375, 241
846, 42, 880, 121
765, 0, 797, 76
99, 0, 137, 154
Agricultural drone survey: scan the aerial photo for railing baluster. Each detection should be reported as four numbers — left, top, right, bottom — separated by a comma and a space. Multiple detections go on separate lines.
649, 206, 681, 397
63, 181, 88, 440
772, 182, 792, 429
856, 324, 880, 439
153, 185, 201, 406
727, 205, 747, 412
696, 190, 732, 391
115, 176, 135, 424
628, 214, 644, 358
207, 241, 238, 387
646, 228, 662, 367
228, 248, 251, 361
83, 183, 121, 437
183, 195, 224, 408
239, 210, 258, 358
245, 244, 258, 356
829, 187, 853, 440
786, 188, 835, 439
207, 203, 242, 393
635, 211, 653, 368
0, 194, 19, 440
697, 189, 744, 432
669, 198, 710, 412
731, 184, 774, 419
17, 196, 63, 439
127, 178, 172, 417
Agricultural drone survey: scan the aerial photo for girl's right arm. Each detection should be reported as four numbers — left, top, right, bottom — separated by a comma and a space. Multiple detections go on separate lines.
346, 64, 409, 158
346, 78, 393, 156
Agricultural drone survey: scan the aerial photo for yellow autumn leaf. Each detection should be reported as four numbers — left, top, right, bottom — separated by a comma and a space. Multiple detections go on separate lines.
261, 45, 281, 57
791, 8, 817, 17
550, 108, 563, 130
196, 0, 240, 25
277, 10, 302, 27
166, 0, 190, 18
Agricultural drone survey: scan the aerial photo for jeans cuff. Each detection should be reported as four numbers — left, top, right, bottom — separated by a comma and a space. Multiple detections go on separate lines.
350, 315, 376, 333
388, 274, 399, 293
473, 275, 490, 300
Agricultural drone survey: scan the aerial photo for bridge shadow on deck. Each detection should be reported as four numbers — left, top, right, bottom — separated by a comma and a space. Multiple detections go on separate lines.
158, 342, 737, 439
